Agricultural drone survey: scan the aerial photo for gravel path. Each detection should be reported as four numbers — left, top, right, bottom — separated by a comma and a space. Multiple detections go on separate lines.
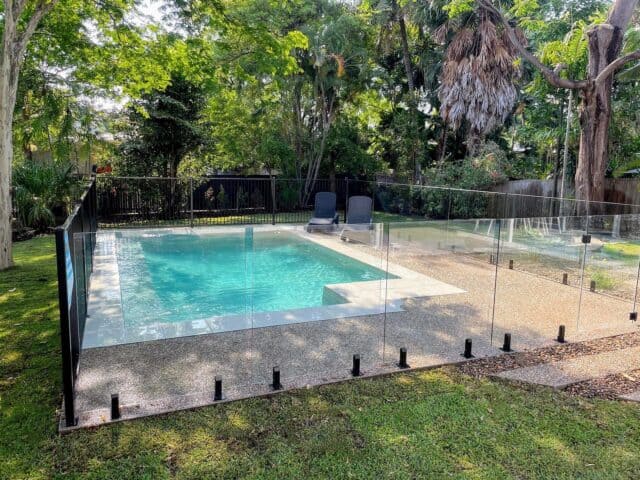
496, 346, 640, 388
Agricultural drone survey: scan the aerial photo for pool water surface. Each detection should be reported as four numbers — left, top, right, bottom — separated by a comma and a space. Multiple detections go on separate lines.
115, 230, 392, 327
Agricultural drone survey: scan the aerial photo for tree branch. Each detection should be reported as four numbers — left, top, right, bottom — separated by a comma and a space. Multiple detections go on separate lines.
3, 0, 16, 35
595, 48, 640, 86
16, 0, 60, 57
13, 0, 28, 20
476, 0, 587, 90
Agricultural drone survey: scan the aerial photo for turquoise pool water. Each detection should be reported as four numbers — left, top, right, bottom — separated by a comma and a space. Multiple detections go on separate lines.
115, 230, 391, 326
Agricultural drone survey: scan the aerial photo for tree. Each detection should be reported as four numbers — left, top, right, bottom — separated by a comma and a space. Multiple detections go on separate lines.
476, 0, 640, 204
0, 0, 62, 268
364, 0, 426, 181
0, 0, 174, 269
119, 74, 208, 178
118, 74, 208, 215
437, 6, 523, 156
292, 12, 370, 205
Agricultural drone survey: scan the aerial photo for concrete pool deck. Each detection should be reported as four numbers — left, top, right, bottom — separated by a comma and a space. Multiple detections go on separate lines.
63, 231, 638, 430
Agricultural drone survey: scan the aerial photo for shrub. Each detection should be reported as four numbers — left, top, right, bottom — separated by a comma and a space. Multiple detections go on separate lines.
217, 185, 229, 209
422, 141, 508, 219
13, 162, 82, 231
588, 267, 620, 291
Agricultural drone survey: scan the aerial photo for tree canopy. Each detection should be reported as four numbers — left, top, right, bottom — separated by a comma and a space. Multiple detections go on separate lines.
4, 0, 640, 265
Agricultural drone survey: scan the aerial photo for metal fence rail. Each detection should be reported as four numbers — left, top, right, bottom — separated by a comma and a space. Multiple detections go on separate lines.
96, 176, 640, 228
55, 176, 97, 428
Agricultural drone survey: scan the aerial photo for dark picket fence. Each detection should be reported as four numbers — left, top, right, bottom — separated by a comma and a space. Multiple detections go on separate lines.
96, 176, 640, 228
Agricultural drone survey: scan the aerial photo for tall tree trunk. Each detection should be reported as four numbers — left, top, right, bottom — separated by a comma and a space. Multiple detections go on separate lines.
394, 1, 414, 93
0, 0, 60, 269
575, 24, 623, 205
392, 0, 421, 182
0, 106, 14, 269
0, 27, 20, 269
478, 0, 640, 209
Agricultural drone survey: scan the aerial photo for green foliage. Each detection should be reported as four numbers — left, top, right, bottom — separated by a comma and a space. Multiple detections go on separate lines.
443, 0, 475, 18
375, 143, 507, 219
217, 185, 229, 209
432, 141, 508, 190
588, 267, 620, 291
118, 74, 208, 176
8, 0, 640, 189
12, 162, 82, 231
10, 0, 176, 168
602, 242, 640, 260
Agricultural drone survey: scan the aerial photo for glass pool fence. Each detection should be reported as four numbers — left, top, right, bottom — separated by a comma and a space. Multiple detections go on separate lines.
61, 212, 640, 427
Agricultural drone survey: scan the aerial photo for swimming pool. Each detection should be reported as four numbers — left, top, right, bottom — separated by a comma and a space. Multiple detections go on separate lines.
115, 229, 392, 327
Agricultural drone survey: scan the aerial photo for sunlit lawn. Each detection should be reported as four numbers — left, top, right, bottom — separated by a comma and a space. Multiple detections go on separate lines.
2, 237, 640, 479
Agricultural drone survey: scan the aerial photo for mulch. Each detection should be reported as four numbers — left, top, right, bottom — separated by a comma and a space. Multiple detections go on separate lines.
564, 369, 640, 400
456, 331, 640, 399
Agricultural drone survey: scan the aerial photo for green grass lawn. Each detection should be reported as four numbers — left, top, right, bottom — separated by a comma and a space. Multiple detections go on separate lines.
602, 242, 640, 260
2, 237, 640, 479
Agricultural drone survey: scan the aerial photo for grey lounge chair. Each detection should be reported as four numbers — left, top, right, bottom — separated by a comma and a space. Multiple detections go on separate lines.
307, 192, 339, 231
341, 196, 373, 240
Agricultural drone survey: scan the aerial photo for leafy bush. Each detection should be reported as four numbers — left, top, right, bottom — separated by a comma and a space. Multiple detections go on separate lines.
374, 142, 508, 219
217, 185, 229, 209
277, 182, 300, 209
588, 267, 620, 291
13, 162, 81, 231
424, 141, 508, 219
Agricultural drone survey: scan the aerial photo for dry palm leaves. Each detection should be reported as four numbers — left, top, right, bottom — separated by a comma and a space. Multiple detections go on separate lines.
438, 8, 524, 138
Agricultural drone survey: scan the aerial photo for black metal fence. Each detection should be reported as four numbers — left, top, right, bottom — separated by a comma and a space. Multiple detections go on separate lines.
55, 176, 97, 428
96, 176, 640, 228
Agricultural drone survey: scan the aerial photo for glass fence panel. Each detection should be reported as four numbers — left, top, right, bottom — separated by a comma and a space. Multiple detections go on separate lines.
248, 223, 387, 389
577, 214, 640, 339
383, 219, 499, 366
369, 182, 450, 221
73, 228, 255, 420
493, 217, 586, 349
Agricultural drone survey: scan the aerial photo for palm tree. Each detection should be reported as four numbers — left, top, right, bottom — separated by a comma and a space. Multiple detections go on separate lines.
437, 5, 524, 155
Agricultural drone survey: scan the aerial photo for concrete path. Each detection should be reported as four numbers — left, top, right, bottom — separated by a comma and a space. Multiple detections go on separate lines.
620, 390, 640, 402
496, 346, 640, 388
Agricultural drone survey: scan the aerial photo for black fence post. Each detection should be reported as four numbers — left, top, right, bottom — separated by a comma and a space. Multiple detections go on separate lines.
351, 354, 361, 376
463, 338, 474, 358
344, 177, 349, 223
270, 176, 276, 225
111, 394, 121, 420
214, 376, 223, 401
55, 228, 77, 427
